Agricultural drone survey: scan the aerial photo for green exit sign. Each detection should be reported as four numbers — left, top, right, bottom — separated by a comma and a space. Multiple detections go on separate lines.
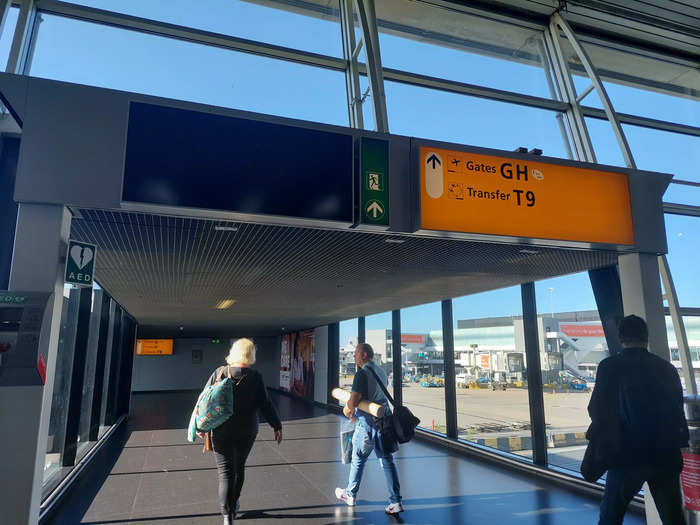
360, 137, 389, 226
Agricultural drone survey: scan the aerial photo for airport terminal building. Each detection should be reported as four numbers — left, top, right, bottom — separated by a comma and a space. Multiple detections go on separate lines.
358, 312, 700, 382
0, 1, 697, 524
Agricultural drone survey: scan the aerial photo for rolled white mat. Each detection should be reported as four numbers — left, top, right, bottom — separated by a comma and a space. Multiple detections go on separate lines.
331, 387, 386, 418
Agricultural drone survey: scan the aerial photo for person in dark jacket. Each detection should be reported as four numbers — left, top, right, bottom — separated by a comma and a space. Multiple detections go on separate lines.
199, 338, 282, 525
589, 315, 689, 525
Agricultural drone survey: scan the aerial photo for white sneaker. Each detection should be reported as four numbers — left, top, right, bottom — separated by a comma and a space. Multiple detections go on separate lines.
385, 502, 404, 514
335, 487, 355, 507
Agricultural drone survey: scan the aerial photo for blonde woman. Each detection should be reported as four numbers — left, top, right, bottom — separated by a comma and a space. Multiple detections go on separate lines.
200, 338, 282, 525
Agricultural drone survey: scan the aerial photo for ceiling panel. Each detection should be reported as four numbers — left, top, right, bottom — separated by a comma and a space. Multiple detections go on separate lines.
70, 208, 618, 337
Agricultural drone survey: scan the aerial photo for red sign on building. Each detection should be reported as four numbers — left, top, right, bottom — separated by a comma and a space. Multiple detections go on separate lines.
401, 334, 426, 344
560, 324, 605, 338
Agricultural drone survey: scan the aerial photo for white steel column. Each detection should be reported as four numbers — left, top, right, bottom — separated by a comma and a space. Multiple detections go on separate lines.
340, 0, 364, 129
355, 0, 388, 133
2, 204, 70, 525
550, 13, 637, 169
660, 254, 696, 394
6, 0, 38, 75
542, 18, 596, 162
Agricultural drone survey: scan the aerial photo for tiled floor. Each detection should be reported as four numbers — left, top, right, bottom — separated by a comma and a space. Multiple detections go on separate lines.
46, 391, 644, 524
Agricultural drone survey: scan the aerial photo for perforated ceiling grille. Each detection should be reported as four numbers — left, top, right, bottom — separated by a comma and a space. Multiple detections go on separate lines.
70, 209, 618, 337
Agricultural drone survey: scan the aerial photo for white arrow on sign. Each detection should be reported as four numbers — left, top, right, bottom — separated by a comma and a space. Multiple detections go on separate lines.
367, 201, 384, 219
425, 151, 444, 199
70, 245, 94, 270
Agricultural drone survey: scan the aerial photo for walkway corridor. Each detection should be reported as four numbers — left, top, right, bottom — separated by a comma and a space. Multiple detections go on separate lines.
46, 392, 644, 524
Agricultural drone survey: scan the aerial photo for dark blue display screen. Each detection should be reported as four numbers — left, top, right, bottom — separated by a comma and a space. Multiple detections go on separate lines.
123, 103, 353, 222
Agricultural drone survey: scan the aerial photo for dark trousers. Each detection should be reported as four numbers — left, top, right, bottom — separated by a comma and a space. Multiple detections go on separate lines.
600, 465, 686, 525
213, 434, 256, 516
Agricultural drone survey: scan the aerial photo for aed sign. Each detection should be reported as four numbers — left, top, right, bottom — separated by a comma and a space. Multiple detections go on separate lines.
420, 146, 634, 245
65, 240, 97, 287
136, 339, 174, 355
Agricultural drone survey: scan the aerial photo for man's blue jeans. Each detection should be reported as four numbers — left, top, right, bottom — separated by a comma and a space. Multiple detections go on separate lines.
599, 465, 685, 525
346, 420, 401, 503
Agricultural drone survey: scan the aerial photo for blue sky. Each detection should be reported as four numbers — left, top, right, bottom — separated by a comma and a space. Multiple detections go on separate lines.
1, 1, 696, 346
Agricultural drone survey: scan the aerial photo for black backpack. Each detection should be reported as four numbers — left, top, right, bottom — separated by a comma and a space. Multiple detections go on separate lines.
366, 366, 421, 447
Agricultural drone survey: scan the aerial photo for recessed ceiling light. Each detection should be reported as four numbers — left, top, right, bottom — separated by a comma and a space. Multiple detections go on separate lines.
519, 249, 538, 254
214, 225, 238, 232
384, 238, 405, 244
215, 299, 236, 309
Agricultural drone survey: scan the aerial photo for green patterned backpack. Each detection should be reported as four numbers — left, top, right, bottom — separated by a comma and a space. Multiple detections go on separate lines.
187, 367, 241, 442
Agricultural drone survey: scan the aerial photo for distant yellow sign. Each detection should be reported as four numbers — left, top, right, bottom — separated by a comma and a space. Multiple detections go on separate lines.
420, 147, 634, 245
136, 339, 173, 355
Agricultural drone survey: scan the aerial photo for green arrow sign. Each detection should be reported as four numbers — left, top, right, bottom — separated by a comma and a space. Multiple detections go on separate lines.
360, 137, 389, 226
65, 240, 97, 287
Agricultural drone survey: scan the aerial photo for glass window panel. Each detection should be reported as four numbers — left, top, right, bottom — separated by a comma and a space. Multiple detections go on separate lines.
585, 117, 626, 167
560, 36, 700, 127
573, 74, 699, 129
573, 75, 603, 109
44, 286, 79, 488
665, 214, 700, 307
365, 311, 393, 396
29, 14, 348, 126
602, 81, 699, 127
664, 184, 700, 206
62, 0, 343, 57
452, 286, 530, 459
338, 318, 358, 402
386, 81, 568, 157
667, 315, 700, 394
622, 124, 700, 205
0, 6, 19, 70
401, 302, 445, 434
535, 272, 599, 474
375, 0, 551, 98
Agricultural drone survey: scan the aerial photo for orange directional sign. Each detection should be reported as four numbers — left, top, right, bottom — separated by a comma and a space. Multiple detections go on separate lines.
420, 146, 634, 245
136, 339, 173, 355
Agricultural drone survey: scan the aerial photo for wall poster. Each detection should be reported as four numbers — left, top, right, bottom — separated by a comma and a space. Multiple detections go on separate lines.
280, 329, 315, 400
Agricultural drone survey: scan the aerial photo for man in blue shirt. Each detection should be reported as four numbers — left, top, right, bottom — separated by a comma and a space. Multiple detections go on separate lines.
335, 343, 403, 514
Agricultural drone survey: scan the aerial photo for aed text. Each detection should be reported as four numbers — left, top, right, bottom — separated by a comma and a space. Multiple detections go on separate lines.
67, 272, 91, 282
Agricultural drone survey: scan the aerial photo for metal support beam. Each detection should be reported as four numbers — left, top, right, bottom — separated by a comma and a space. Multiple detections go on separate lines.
537, 39, 574, 160
441, 299, 458, 439
588, 265, 624, 356
659, 254, 696, 395
551, 13, 637, 169
0, 0, 12, 43
340, 0, 364, 129
355, 0, 388, 133
522, 282, 547, 467
6, 0, 37, 74
358, 315, 365, 343
60, 285, 92, 467
391, 309, 402, 406
542, 18, 596, 163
